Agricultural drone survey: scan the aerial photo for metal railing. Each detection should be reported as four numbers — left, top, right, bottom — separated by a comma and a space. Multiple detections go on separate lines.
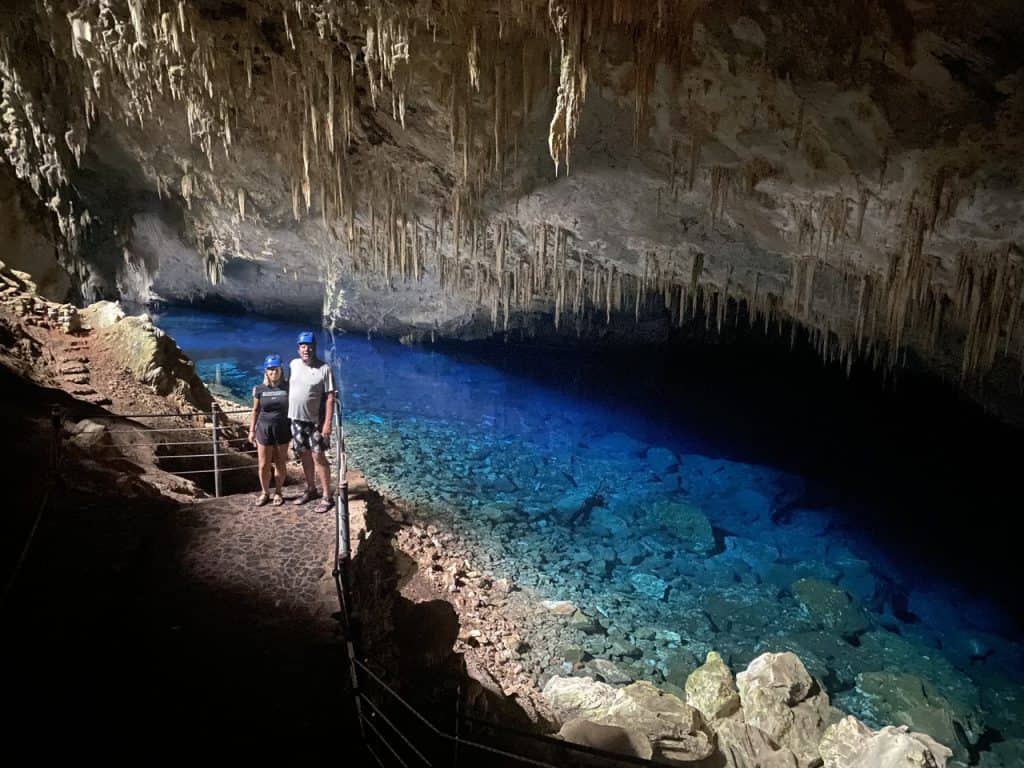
101, 406, 254, 497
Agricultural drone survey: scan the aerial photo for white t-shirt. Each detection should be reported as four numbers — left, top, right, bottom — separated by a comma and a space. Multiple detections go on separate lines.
288, 358, 336, 423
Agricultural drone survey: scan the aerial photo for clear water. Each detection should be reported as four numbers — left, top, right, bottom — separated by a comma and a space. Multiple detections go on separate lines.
154, 305, 1023, 762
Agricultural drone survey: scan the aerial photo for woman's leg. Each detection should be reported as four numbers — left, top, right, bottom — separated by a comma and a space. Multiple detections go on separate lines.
257, 442, 271, 494
273, 443, 288, 494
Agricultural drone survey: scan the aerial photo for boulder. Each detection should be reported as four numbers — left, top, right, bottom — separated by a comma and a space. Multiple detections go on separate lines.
737, 652, 830, 767
80, 300, 125, 329
558, 718, 652, 760
737, 652, 814, 706
596, 681, 715, 764
542, 676, 618, 721
686, 650, 741, 720
820, 715, 952, 768
96, 312, 213, 411
649, 500, 716, 553
713, 717, 800, 768
791, 578, 871, 637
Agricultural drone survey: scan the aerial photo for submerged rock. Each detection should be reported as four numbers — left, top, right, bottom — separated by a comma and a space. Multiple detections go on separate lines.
648, 500, 716, 554
686, 650, 741, 721
629, 572, 668, 600
791, 578, 871, 638
851, 672, 966, 763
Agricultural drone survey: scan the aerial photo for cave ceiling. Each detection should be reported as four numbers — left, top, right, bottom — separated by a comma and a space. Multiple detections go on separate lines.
1, 0, 1023, 415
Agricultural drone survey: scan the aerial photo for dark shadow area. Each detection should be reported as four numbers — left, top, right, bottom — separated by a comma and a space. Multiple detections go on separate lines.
435, 319, 1024, 632
0, 367, 358, 757
2, 494, 357, 757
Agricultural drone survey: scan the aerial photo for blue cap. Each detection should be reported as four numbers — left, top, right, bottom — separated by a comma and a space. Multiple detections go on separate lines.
264, 354, 282, 369
297, 331, 316, 345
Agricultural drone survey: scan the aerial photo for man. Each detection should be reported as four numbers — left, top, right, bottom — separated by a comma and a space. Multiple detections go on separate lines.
288, 331, 336, 512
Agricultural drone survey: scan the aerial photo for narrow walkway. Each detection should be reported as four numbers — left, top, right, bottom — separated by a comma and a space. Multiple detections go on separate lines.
4, 472, 369, 756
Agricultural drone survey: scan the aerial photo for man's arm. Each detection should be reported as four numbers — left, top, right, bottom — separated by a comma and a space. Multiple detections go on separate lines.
321, 391, 334, 436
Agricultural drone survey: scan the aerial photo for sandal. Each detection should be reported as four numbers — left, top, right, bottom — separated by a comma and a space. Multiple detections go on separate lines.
272, 493, 284, 506
255, 492, 270, 507
314, 497, 335, 514
293, 488, 321, 506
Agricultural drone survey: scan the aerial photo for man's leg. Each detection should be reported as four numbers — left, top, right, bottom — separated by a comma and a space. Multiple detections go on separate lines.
314, 450, 332, 500
299, 449, 316, 490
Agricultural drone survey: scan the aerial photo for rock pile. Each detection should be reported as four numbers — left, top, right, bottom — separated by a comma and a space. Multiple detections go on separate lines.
544, 651, 953, 768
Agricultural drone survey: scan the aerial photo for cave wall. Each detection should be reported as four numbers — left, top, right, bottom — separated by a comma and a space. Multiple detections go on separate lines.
0, 0, 1022, 414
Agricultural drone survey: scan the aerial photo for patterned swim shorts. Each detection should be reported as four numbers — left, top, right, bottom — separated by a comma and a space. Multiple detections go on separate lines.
290, 419, 330, 454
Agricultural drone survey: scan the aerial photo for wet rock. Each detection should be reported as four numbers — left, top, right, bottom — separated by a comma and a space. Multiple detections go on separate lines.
630, 572, 668, 600
791, 578, 871, 638
686, 650, 741, 720
977, 738, 1024, 768
646, 446, 678, 474
588, 658, 634, 684
558, 718, 652, 760
662, 649, 701, 687
649, 500, 716, 554
819, 715, 952, 768
570, 609, 604, 635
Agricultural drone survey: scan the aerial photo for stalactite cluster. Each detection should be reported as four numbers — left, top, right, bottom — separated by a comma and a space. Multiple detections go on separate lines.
0, 1, 1021, 404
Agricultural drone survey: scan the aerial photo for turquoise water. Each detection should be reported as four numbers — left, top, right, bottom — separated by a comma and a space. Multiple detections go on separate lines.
154, 306, 1022, 764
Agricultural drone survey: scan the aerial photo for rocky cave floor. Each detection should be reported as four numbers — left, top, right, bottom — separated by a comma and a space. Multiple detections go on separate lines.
2, 268, 1022, 765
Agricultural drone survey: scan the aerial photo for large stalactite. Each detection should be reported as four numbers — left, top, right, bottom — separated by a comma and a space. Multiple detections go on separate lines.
1, 0, 1023, 418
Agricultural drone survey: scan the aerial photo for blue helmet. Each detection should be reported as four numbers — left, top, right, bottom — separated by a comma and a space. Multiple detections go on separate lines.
297, 331, 316, 346
264, 354, 282, 370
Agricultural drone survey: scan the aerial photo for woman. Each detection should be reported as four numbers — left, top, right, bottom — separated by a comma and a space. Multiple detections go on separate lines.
248, 354, 290, 506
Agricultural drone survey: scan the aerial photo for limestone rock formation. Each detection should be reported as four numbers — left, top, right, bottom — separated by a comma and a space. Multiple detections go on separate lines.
736, 652, 832, 767
1, 1, 1022, 418
819, 715, 952, 768
83, 301, 213, 412
686, 650, 741, 721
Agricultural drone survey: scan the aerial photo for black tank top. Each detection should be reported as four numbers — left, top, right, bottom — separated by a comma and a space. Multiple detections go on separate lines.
254, 383, 289, 423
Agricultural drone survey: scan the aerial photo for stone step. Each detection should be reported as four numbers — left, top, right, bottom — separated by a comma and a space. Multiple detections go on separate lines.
64, 374, 90, 385
59, 364, 89, 375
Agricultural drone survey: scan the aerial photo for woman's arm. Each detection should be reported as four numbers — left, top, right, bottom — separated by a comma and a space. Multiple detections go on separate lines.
249, 387, 260, 442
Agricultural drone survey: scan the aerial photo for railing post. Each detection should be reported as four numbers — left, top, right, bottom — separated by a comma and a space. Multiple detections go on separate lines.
211, 409, 221, 498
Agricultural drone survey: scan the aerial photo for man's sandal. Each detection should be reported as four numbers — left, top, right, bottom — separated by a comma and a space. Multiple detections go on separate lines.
272, 493, 284, 506
314, 497, 335, 514
255, 492, 270, 507
293, 488, 321, 506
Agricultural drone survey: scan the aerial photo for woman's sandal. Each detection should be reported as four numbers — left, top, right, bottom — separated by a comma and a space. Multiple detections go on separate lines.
271, 493, 284, 506
255, 492, 270, 507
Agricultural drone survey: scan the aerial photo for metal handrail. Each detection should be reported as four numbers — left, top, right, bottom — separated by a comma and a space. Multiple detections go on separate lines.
96, 404, 253, 495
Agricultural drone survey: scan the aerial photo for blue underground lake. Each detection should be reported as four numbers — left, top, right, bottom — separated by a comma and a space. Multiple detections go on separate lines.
154, 305, 1024, 763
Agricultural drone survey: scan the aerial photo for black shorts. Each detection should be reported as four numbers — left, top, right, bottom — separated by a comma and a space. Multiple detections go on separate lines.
255, 418, 290, 446
291, 419, 329, 454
